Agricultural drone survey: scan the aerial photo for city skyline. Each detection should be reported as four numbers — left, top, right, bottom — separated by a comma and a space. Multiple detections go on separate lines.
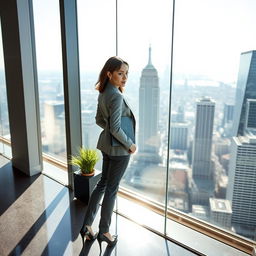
2, 0, 256, 247
1, 46, 256, 240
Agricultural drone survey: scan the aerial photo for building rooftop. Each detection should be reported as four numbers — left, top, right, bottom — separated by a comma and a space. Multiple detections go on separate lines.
236, 133, 256, 145
196, 96, 215, 105
190, 176, 215, 191
45, 100, 64, 106
171, 122, 189, 127
209, 198, 232, 213
241, 50, 256, 55
169, 169, 188, 191
192, 204, 209, 215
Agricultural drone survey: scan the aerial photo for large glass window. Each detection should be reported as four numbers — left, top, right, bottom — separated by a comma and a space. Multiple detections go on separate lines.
0, 20, 11, 158
168, 0, 256, 242
30, 0, 256, 250
77, 0, 116, 170
118, 0, 173, 232
33, 0, 67, 164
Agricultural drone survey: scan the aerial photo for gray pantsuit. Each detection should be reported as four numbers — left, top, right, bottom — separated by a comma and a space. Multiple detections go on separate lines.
83, 152, 130, 233
82, 82, 136, 233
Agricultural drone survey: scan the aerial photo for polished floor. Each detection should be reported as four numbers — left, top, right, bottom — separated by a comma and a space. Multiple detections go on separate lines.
0, 156, 199, 256
0, 156, 250, 256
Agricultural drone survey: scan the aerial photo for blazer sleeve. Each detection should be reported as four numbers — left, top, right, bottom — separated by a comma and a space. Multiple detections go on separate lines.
95, 103, 106, 129
109, 93, 133, 150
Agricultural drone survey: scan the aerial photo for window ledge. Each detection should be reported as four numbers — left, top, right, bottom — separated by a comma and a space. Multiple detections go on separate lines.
118, 187, 254, 255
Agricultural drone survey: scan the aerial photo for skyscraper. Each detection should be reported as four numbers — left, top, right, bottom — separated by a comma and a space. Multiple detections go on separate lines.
245, 99, 256, 132
209, 198, 232, 228
138, 46, 160, 161
176, 105, 185, 123
222, 103, 234, 138
170, 123, 188, 150
44, 101, 66, 154
226, 134, 256, 227
233, 50, 256, 136
192, 97, 215, 179
82, 109, 100, 149
222, 103, 234, 127
227, 51, 256, 239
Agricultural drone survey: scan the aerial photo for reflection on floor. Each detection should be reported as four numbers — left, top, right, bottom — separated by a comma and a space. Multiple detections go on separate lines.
0, 156, 198, 256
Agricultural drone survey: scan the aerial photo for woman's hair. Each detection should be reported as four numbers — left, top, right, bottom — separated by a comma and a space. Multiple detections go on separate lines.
95, 56, 129, 93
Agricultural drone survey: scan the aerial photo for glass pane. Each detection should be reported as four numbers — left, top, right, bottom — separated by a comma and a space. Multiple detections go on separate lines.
0, 19, 12, 158
118, 0, 173, 233
33, 0, 67, 163
77, 0, 116, 170
168, 0, 256, 242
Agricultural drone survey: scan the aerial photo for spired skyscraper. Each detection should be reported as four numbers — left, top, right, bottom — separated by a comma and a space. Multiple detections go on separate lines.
233, 50, 256, 136
192, 97, 215, 179
138, 46, 161, 163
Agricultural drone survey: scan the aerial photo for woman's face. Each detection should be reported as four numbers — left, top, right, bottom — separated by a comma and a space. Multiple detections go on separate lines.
108, 63, 129, 88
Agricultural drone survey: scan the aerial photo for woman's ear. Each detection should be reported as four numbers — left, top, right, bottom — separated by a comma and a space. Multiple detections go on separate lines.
107, 71, 112, 80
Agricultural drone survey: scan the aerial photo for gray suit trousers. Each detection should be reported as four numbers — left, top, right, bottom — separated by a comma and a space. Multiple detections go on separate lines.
83, 152, 130, 233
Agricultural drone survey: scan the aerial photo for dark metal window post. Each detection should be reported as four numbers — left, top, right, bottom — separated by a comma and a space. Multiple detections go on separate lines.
59, 0, 82, 188
0, 0, 42, 176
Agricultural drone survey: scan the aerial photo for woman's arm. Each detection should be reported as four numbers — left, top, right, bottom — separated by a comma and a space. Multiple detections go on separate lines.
95, 103, 106, 129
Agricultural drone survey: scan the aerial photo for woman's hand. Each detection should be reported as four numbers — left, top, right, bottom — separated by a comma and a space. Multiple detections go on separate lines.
129, 144, 137, 154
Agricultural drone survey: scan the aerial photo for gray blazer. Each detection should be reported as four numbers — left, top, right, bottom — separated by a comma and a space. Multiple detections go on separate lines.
95, 82, 136, 156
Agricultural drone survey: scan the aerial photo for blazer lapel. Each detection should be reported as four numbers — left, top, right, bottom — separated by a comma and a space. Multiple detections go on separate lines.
123, 97, 132, 111
123, 97, 136, 126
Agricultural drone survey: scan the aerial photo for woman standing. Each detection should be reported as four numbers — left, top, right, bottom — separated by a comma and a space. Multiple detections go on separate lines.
80, 56, 136, 253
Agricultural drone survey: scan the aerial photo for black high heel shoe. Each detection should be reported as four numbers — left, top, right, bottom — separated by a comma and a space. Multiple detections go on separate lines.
97, 233, 118, 254
80, 226, 97, 246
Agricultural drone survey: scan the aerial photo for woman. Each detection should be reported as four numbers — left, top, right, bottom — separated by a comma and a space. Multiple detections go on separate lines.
80, 56, 136, 252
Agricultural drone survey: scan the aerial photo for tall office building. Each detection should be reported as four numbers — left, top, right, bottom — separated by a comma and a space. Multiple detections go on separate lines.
222, 103, 234, 127
192, 97, 215, 179
138, 46, 160, 160
245, 99, 256, 132
82, 109, 100, 149
44, 101, 66, 154
222, 103, 234, 138
226, 51, 256, 239
233, 50, 256, 136
209, 198, 232, 228
170, 122, 188, 150
226, 134, 256, 227
176, 105, 185, 123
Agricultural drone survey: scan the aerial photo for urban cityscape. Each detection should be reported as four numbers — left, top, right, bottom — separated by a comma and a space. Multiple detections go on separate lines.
0, 48, 256, 241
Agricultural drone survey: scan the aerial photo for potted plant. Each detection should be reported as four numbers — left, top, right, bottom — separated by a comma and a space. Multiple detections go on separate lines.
70, 148, 101, 204
70, 148, 99, 176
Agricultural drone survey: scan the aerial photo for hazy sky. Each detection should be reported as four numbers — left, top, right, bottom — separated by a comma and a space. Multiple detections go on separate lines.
1, 0, 256, 83
173, 0, 256, 82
